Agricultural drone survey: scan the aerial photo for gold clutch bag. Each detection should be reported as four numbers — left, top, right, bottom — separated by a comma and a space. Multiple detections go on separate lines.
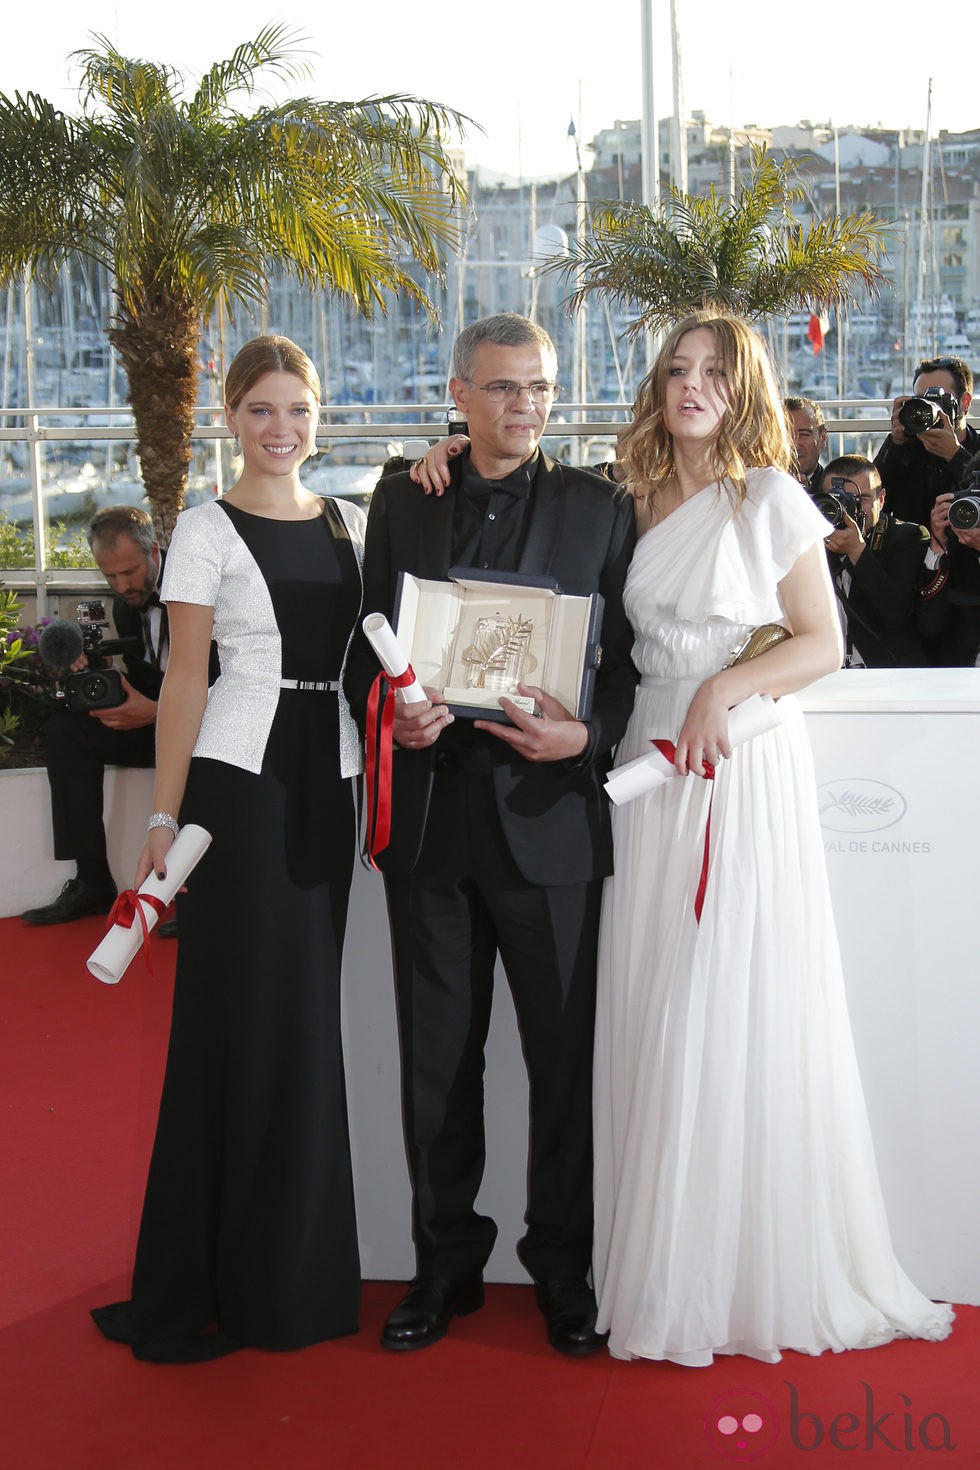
724, 623, 792, 667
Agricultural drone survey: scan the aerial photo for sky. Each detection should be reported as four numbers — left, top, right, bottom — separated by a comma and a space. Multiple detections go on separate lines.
0, 3, 976, 181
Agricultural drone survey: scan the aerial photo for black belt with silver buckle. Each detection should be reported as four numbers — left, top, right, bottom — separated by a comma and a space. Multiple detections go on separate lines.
279, 678, 340, 692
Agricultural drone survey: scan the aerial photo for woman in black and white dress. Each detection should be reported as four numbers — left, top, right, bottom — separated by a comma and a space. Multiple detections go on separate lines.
93, 336, 365, 1361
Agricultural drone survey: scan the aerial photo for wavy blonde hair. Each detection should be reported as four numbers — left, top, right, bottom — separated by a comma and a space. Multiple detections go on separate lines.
620, 312, 792, 511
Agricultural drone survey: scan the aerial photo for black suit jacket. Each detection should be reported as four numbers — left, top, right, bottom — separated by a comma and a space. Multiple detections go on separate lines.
832, 514, 929, 666
111, 590, 166, 700
345, 453, 638, 884
916, 534, 980, 666
109, 552, 219, 699
874, 425, 980, 527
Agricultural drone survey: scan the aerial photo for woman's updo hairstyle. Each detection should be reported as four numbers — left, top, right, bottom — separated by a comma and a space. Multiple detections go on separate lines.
224, 335, 321, 411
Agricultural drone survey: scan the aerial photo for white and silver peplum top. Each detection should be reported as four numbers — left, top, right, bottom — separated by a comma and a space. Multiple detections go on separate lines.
161, 496, 366, 777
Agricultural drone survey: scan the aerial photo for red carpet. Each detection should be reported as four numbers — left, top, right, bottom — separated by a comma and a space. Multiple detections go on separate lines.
1, 915, 976, 1469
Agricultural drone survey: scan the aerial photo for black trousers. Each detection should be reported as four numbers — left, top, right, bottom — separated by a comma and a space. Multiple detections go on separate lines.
43, 707, 156, 864
384, 766, 602, 1284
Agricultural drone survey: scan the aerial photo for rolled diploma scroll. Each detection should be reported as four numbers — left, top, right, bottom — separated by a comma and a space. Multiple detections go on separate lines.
86, 823, 212, 985
604, 693, 782, 806
362, 613, 429, 704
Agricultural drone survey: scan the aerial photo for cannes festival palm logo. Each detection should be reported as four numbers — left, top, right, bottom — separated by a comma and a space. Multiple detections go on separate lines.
817, 779, 907, 833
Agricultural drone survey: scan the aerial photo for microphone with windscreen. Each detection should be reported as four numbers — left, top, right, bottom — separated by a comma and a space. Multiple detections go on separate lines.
37, 608, 130, 711
38, 619, 85, 671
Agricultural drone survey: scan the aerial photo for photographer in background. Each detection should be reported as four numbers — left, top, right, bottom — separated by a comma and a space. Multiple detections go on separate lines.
820, 455, 930, 667
21, 506, 169, 926
785, 396, 827, 490
917, 450, 980, 666
874, 357, 978, 527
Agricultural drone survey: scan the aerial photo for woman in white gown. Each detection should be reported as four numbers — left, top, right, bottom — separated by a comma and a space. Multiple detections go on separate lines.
593, 313, 953, 1365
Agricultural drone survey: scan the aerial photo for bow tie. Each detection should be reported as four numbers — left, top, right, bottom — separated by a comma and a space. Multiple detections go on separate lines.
462, 463, 534, 501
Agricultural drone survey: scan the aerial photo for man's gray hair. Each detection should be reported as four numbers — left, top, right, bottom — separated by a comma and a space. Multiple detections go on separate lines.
88, 504, 158, 557
452, 314, 557, 382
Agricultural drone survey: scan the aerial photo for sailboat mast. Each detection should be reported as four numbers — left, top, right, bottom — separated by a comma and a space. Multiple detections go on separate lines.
669, 0, 687, 195
640, 0, 661, 372
914, 79, 933, 357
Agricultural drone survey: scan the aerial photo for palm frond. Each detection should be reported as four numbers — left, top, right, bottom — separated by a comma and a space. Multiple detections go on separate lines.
0, 30, 470, 529
72, 36, 180, 121
188, 25, 310, 120
545, 144, 889, 336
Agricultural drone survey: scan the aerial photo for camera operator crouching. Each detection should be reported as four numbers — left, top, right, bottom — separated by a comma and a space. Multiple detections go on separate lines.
21, 506, 175, 928
874, 356, 979, 528
817, 456, 930, 667
918, 450, 980, 666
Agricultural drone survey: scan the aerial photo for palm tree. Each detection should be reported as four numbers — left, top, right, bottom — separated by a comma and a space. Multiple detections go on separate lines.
0, 27, 467, 537
547, 147, 889, 337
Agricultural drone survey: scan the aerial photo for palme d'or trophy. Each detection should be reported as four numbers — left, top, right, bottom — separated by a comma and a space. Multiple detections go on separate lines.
462, 613, 537, 694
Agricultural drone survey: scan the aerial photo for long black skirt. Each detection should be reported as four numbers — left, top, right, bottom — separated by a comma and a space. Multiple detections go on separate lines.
94, 695, 360, 1360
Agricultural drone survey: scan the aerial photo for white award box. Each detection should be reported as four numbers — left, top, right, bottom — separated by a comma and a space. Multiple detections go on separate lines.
393, 567, 604, 722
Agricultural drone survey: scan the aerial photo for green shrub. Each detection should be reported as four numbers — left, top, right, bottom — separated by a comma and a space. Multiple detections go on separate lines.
0, 512, 96, 569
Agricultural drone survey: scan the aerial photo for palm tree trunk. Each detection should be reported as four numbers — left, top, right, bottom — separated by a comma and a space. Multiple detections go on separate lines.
109, 294, 201, 545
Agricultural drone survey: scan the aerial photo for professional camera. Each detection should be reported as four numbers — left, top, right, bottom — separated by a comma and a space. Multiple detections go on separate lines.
947, 473, 980, 534
898, 387, 960, 436
810, 478, 865, 533
66, 600, 142, 711
38, 600, 140, 712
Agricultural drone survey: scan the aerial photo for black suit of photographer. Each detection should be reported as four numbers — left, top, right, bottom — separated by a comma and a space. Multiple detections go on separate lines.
41, 583, 166, 868
917, 517, 980, 667
874, 423, 980, 527
829, 513, 930, 666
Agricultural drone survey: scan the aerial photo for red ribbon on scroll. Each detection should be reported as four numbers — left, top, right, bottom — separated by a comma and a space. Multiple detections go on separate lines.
104, 890, 168, 979
651, 739, 716, 923
364, 665, 420, 865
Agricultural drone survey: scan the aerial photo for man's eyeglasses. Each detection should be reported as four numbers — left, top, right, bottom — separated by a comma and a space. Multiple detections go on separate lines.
466, 379, 561, 404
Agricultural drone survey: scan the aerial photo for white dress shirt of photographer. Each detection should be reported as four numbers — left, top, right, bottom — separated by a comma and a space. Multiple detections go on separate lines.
873, 357, 980, 528
822, 456, 929, 667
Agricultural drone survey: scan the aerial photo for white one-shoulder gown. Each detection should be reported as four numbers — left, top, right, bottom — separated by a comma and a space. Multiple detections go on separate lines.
593, 467, 953, 1365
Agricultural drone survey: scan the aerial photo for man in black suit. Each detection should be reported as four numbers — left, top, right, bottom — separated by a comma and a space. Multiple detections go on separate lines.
21, 506, 166, 925
786, 395, 827, 491
917, 449, 980, 666
820, 455, 929, 666
345, 314, 637, 1355
873, 356, 978, 527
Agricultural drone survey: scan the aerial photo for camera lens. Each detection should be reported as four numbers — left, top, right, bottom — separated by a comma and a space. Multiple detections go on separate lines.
811, 493, 845, 528
80, 674, 110, 704
899, 398, 940, 435
948, 496, 980, 532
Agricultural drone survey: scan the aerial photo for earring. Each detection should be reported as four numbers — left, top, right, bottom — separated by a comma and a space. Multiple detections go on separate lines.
231, 434, 240, 456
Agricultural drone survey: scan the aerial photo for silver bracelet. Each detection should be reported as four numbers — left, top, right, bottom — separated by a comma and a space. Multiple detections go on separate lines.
147, 812, 179, 838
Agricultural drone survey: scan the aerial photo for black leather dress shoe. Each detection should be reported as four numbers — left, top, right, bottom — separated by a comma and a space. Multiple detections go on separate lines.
157, 916, 179, 939
20, 878, 117, 926
381, 1275, 484, 1352
534, 1278, 608, 1357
